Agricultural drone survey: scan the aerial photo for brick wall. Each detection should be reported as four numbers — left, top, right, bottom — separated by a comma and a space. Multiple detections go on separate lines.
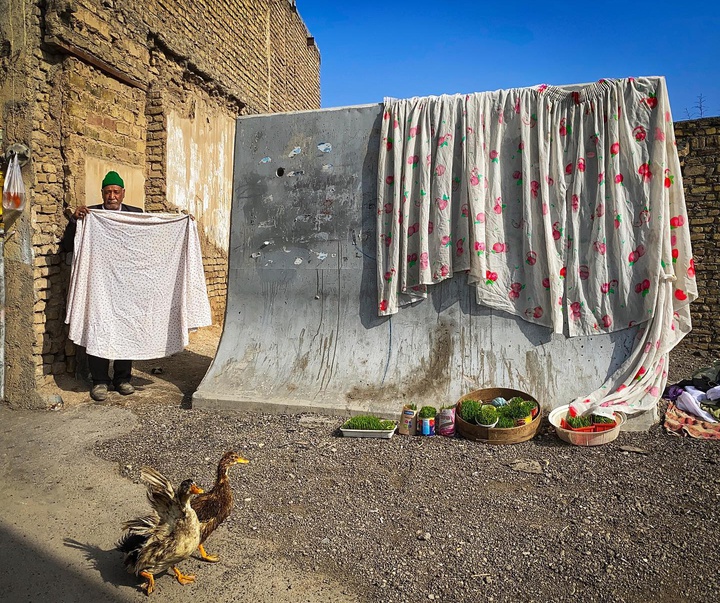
674, 117, 720, 355
1, 0, 320, 406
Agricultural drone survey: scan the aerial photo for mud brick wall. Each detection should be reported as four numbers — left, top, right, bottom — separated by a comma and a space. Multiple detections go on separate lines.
675, 116, 720, 356
1, 0, 320, 407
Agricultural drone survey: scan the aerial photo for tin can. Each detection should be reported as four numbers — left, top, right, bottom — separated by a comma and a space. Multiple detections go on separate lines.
398, 407, 418, 435
419, 416, 435, 436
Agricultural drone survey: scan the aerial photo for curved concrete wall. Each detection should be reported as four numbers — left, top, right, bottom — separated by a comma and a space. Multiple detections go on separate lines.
192, 104, 638, 420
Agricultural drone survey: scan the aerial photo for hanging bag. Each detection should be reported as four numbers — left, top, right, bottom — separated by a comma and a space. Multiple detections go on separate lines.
3, 155, 26, 213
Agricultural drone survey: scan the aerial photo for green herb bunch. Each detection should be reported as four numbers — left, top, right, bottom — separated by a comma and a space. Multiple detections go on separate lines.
342, 415, 396, 430
567, 415, 592, 428
476, 404, 499, 426
459, 400, 481, 422
418, 405, 437, 419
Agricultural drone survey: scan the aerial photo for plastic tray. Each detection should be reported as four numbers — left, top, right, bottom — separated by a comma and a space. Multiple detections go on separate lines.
340, 427, 396, 439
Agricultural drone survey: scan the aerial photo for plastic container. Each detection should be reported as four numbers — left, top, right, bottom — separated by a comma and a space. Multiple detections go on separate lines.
549, 405, 625, 446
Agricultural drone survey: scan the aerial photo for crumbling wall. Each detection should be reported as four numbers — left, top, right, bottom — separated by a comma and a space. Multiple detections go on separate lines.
675, 116, 720, 356
0, 0, 319, 407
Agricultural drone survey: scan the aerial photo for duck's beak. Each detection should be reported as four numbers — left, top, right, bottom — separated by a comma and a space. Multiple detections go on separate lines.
234, 457, 250, 464
190, 484, 204, 495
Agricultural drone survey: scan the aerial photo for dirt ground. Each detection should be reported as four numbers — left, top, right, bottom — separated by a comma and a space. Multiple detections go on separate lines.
3, 327, 717, 603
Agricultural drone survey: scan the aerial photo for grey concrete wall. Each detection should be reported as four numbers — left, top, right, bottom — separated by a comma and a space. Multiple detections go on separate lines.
193, 104, 644, 425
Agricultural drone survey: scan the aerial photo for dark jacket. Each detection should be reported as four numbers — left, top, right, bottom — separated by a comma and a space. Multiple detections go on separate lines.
61, 203, 143, 253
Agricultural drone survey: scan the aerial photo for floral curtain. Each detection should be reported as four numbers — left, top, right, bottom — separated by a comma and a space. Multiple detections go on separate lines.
377, 77, 697, 415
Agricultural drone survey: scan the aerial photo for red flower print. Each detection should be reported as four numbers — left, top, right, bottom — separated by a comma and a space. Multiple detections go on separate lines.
428, 221, 434, 234
655, 127, 666, 142
610, 142, 620, 156
489, 150, 499, 163
508, 282, 523, 300
633, 126, 647, 141
601, 314, 612, 328
577, 158, 586, 172
379, 299, 388, 312
559, 267, 567, 279
614, 214, 622, 229
675, 289, 688, 301
530, 180, 540, 199
475, 212, 486, 224
643, 94, 657, 108
441, 235, 451, 247
386, 139, 393, 151
565, 162, 573, 175
595, 203, 605, 218
545, 175, 554, 186
461, 204, 469, 218
436, 196, 449, 210
598, 172, 605, 185
638, 163, 652, 183
493, 197, 504, 214
440, 264, 450, 277
635, 366, 647, 380
615, 174, 623, 184
594, 241, 606, 255
407, 155, 419, 167
688, 258, 695, 278
672, 248, 679, 263
420, 252, 429, 269
542, 277, 550, 290
572, 194, 579, 212
512, 170, 522, 184
492, 242, 507, 253
385, 176, 394, 186
533, 306, 543, 319
384, 269, 396, 282
635, 279, 650, 296
579, 265, 589, 280
475, 241, 486, 254
384, 203, 393, 214
407, 253, 418, 267
559, 118, 569, 136
456, 239, 464, 256
669, 215, 684, 229
570, 301, 582, 320
526, 251, 537, 266
664, 169, 674, 188
470, 168, 480, 186
434, 164, 446, 177
552, 222, 562, 241
485, 270, 498, 285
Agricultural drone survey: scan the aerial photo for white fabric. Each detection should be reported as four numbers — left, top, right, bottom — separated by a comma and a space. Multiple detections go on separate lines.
676, 392, 717, 423
706, 385, 720, 402
377, 77, 697, 416
66, 211, 212, 360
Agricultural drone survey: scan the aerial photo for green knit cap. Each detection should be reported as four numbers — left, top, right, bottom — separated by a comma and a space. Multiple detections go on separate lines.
101, 171, 125, 188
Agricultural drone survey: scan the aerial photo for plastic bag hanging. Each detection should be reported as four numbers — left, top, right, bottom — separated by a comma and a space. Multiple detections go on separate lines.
3, 155, 26, 213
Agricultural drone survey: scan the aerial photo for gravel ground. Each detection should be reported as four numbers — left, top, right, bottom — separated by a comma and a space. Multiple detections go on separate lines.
91, 344, 720, 603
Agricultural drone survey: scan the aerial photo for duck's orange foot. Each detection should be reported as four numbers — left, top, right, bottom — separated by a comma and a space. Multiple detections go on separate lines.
198, 543, 220, 563
140, 570, 156, 595
172, 566, 196, 585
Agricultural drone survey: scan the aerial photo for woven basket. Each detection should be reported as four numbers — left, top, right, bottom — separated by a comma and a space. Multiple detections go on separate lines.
455, 387, 542, 445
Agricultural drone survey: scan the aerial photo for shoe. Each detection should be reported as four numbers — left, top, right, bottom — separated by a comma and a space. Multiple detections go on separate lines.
90, 384, 108, 402
116, 382, 135, 396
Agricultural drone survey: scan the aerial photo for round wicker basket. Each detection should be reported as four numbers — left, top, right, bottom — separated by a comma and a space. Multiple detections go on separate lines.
455, 387, 542, 445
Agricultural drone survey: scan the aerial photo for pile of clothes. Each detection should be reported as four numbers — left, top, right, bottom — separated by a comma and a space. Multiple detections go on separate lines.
663, 361, 720, 438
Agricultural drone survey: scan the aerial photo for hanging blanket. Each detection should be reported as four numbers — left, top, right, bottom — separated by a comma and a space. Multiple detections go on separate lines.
66, 211, 212, 360
377, 77, 697, 416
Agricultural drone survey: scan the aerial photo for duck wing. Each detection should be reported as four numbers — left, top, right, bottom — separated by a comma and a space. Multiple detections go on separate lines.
140, 467, 178, 522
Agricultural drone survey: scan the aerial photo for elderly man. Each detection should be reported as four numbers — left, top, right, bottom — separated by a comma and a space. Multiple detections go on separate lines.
62, 171, 142, 402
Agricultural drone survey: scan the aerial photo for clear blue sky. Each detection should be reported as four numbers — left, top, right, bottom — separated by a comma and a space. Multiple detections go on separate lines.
297, 1, 720, 120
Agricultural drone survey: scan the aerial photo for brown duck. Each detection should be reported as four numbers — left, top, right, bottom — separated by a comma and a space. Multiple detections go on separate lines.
191, 451, 249, 562
117, 467, 204, 595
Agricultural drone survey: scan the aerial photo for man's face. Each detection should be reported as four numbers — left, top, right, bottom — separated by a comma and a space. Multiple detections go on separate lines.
102, 185, 125, 210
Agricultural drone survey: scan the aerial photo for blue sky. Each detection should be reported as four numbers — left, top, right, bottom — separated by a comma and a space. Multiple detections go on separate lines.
297, 1, 720, 120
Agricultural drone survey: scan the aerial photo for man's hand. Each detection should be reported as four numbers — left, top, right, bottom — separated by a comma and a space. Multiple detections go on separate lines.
73, 206, 90, 219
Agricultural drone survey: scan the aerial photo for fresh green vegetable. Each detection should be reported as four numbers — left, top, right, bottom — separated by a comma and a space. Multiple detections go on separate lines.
404, 403, 417, 410
459, 400, 481, 423
342, 415, 396, 430
496, 416, 515, 428
418, 405, 437, 419
498, 398, 532, 420
592, 414, 615, 424
476, 404, 499, 426
567, 415, 592, 428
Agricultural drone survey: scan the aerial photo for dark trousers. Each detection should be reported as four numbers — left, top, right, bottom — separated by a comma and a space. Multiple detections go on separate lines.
87, 354, 133, 387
